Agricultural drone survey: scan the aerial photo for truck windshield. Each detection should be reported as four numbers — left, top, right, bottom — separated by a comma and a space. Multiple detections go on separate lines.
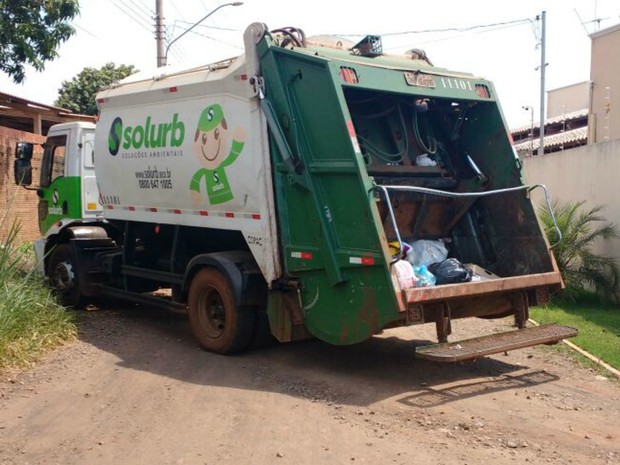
40, 135, 67, 188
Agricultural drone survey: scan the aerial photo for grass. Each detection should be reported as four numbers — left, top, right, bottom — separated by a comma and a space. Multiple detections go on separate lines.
530, 293, 620, 371
0, 220, 76, 371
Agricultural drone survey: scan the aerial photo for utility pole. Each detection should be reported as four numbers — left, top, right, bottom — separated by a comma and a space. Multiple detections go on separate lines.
155, 0, 165, 67
538, 10, 546, 156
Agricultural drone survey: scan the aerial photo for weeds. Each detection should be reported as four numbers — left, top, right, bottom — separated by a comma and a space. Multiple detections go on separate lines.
0, 219, 76, 370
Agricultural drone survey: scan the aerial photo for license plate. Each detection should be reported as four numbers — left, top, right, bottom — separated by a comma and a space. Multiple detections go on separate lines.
404, 72, 436, 88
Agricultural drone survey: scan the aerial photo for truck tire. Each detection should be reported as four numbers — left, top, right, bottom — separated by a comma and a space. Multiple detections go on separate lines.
188, 268, 256, 354
48, 244, 84, 308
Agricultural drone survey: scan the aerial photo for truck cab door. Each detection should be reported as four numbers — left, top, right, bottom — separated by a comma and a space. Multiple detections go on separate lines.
38, 131, 82, 235
80, 131, 103, 219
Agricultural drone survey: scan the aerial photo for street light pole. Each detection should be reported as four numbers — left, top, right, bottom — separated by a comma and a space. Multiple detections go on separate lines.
522, 105, 534, 156
155, 0, 165, 67
162, 2, 243, 67
538, 10, 547, 156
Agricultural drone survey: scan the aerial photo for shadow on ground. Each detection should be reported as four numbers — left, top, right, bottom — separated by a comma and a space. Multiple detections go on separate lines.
73, 301, 558, 408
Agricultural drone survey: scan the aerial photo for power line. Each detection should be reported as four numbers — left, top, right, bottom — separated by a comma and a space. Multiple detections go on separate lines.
169, 0, 187, 21
384, 17, 531, 36
333, 17, 532, 38
117, 0, 153, 28
387, 18, 532, 49
112, 1, 152, 33
135, 0, 154, 13
178, 28, 244, 50
163, 30, 193, 64
173, 19, 238, 32
127, 0, 153, 18
474, 19, 532, 35
169, 46, 187, 63
163, 1, 245, 64
73, 22, 100, 40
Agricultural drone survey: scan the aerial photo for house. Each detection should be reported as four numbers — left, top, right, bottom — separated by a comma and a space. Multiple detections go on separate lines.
0, 91, 93, 135
520, 22, 620, 263
0, 92, 93, 241
512, 108, 589, 157
512, 22, 620, 157
512, 82, 589, 158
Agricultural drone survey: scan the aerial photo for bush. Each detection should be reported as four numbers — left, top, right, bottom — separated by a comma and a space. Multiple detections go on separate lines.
539, 199, 620, 304
0, 220, 76, 370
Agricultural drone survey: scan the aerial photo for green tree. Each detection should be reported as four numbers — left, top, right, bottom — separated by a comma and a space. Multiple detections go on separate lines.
55, 63, 137, 115
539, 200, 620, 303
0, 0, 79, 83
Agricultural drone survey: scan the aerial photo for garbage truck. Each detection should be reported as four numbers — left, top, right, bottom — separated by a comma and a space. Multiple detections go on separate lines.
14, 24, 576, 361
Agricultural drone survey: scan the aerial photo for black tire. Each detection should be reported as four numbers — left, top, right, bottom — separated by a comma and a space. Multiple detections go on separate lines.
47, 244, 84, 308
188, 268, 256, 354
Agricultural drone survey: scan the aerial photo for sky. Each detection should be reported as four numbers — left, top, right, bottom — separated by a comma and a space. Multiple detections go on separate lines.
1, 0, 619, 128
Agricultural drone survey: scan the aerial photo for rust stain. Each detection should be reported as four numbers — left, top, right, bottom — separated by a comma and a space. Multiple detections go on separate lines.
339, 285, 380, 345
405, 272, 562, 305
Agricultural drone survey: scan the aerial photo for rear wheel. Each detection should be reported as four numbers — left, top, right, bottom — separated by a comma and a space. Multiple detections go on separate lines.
188, 268, 255, 354
47, 244, 84, 308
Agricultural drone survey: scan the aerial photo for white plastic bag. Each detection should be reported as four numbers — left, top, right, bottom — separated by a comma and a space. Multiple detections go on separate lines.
405, 239, 448, 268
415, 154, 437, 167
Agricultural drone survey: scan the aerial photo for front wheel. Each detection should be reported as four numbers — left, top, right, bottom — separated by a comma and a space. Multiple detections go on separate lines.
47, 244, 84, 308
188, 268, 255, 354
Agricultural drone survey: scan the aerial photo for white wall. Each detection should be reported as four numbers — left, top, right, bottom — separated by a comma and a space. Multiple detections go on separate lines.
522, 139, 620, 260
547, 82, 589, 119
590, 24, 620, 143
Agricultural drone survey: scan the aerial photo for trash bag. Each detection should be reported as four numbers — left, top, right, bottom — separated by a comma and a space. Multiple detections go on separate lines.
393, 259, 417, 289
414, 265, 436, 287
405, 239, 448, 268
415, 154, 437, 166
428, 258, 472, 285
389, 241, 413, 259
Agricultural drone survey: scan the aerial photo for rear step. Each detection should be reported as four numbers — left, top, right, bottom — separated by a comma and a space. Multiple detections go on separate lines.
415, 324, 577, 362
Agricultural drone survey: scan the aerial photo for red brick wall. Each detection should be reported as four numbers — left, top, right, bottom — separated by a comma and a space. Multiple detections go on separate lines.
0, 126, 45, 244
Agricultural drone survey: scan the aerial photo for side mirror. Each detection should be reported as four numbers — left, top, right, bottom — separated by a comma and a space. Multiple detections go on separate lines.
15, 141, 34, 160
14, 158, 32, 186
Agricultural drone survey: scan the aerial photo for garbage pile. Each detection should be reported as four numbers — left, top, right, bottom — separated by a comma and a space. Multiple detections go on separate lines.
391, 239, 496, 290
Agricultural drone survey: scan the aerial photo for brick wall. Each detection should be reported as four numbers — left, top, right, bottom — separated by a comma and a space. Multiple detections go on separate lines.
0, 126, 45, 244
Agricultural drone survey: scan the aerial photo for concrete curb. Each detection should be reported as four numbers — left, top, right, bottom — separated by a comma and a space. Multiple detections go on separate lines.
529, 318, 620, 379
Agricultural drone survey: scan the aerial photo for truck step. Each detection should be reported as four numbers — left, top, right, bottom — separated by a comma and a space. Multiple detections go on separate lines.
414, 324, 577, 363
98, 285, 187, 314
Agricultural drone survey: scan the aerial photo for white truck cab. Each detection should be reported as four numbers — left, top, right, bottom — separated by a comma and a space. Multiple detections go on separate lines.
15, 121, 103, 274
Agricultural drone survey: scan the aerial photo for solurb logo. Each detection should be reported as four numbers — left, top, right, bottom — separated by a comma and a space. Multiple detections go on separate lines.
108, 117, 123, 156
107, 114, 185, 155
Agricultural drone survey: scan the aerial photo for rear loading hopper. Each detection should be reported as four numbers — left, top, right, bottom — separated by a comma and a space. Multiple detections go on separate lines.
256, 26, 575, 360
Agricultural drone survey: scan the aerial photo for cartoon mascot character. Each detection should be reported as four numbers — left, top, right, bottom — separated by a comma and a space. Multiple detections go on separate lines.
190, 104, 245, 205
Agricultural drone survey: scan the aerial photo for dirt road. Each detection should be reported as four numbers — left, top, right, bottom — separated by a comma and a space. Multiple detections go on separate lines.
1, 306, 619, 465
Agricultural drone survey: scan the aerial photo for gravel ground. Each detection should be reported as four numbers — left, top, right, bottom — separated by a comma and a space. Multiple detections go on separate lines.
0, 304, 618, 465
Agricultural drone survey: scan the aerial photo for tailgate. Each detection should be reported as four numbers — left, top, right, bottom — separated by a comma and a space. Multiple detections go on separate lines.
404, 271, 563, 304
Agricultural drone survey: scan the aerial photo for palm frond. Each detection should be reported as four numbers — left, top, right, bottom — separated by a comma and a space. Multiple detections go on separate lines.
538, 199, 620, 304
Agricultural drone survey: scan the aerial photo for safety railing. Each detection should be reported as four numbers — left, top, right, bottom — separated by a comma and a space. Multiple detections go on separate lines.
369, 184, 562, 261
